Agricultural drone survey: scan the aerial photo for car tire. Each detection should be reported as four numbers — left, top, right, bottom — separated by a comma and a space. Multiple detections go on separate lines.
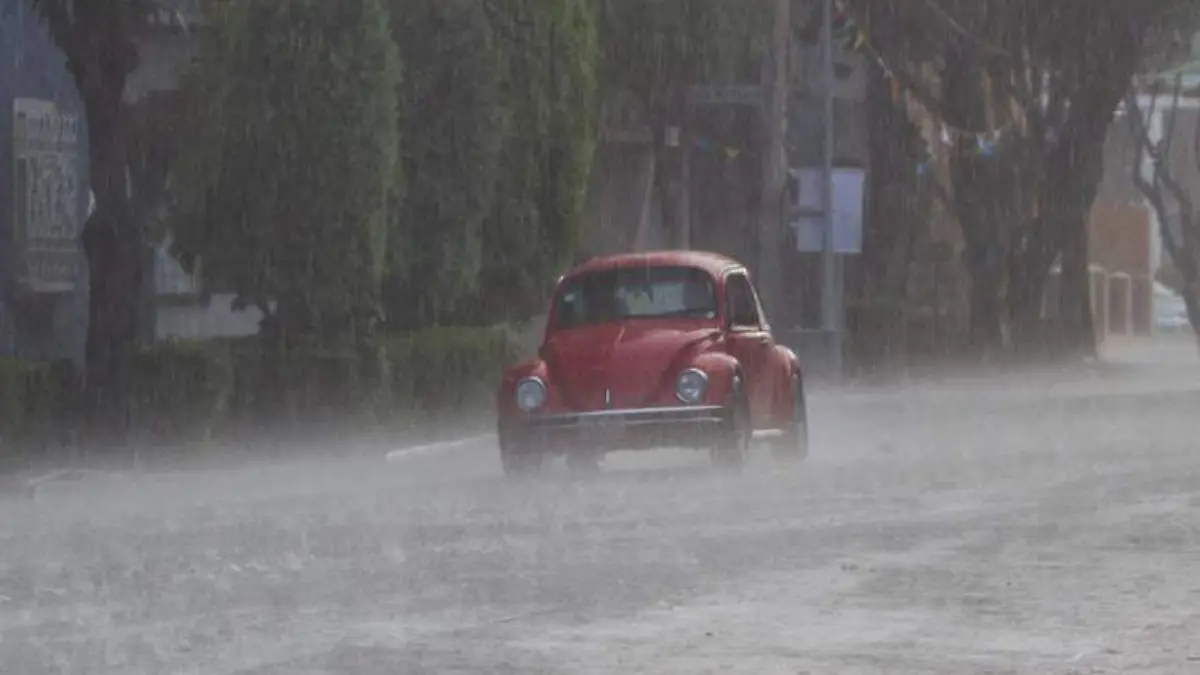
499, 425, 543, 477
711, 377, 750, 471
566, 451, 602, 475
772, 372, 809, 462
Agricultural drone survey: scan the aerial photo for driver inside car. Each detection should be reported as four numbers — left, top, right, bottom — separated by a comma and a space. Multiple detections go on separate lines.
622, 283, 655, 316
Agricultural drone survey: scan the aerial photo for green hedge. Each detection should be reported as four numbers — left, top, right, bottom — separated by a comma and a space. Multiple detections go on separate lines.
128, 340, 234, 445
386, 324, 523, 412
269, 339, 386, 430
0, 358, 72, 454
132, 324, 523, 442
0, 325, 525, 453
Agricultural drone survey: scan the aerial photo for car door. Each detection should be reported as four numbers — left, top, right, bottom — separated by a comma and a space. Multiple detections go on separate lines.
723, 272, 773, 427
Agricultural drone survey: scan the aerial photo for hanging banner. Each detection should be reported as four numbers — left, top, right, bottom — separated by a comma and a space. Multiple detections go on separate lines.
13, 98, 83, 293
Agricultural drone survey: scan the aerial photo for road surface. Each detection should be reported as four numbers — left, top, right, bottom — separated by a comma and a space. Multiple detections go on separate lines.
2, 338, 1199, 674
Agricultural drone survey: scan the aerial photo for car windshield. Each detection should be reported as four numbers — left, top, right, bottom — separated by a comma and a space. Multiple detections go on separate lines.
554, 265, 717, 329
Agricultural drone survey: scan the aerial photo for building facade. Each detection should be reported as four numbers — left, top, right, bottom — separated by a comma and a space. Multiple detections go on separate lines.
0, 2, 89, 363
1, 1, 260, 364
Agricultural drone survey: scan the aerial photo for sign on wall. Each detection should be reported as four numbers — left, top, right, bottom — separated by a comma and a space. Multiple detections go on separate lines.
13, 97, 83, 293
790, 167, 865, 254
687, 85, 764, 107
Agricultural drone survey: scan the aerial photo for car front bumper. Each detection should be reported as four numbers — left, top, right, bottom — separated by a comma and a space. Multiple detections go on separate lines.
506, 405, 728, 453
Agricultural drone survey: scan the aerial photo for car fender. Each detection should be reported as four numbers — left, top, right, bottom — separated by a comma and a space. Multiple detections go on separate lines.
688, 352, 742, 405
769, 344, 802, 425
778, 345, 803, 386
654, 331, 723, 398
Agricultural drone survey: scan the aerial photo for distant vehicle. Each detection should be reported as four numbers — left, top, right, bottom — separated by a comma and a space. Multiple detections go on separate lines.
496, 250, 808, 475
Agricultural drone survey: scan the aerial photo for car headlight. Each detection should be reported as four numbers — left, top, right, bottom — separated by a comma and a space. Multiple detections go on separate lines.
675, 368, 708, 405
515, 377, 547, 412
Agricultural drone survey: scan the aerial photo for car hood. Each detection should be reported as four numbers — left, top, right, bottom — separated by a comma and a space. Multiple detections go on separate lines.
542, 322, 719, 410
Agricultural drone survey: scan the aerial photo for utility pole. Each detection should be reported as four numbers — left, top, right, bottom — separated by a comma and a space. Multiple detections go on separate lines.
820, 0, 843, 378
757, 0, 791, 324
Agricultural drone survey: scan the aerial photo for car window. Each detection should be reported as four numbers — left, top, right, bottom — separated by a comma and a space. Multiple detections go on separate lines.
725, 273, 760, 328
554, 266, 717, 329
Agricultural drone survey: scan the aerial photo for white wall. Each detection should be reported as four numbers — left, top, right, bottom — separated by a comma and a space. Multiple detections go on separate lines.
156, 293, 262, 342
152, 240, 262, 341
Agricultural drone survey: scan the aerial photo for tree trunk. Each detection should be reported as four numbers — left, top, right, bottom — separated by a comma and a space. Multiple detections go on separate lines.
966, 259, 1006, 357
1006, 191, 1060, 358
954, 148, 1010, 358
127, 94, 185, 342
852, 65, 928, 370
78, 72, 144, 437
1058, 222, 1095, 357
942, 49, 1011, 358
1049, 83, 1119, 360
1006, 261, 1049, 356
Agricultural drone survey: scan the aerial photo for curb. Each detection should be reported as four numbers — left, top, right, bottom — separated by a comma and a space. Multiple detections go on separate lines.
384, 433, 494, 463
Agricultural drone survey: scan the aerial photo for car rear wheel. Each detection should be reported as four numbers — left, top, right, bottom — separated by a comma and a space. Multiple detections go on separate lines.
711, 378, 750, 470
772, 372, 809, 462
499, 425, 543, 477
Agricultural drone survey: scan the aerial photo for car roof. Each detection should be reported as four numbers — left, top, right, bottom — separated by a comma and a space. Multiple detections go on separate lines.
564, 250, 744, 280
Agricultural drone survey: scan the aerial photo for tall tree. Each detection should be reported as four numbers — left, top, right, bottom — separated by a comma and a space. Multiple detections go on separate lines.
849, 64, 937, 369
473, 0, 599, 321
384, 0, 503, 329
28, 0, 156, 425
993, 1, 1182, 357
170, 0, 400, 358
848, 0, 1192, 359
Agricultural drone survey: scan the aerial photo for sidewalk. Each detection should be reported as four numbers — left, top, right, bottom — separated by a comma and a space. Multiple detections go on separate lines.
810, 335, 1200, 405
3, 409, 498, 488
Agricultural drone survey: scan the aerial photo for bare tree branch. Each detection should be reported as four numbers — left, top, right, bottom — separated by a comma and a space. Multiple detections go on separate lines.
920, 0, 1011, 58
1160, 74, 1183, 160
1125, 90, 1186, 270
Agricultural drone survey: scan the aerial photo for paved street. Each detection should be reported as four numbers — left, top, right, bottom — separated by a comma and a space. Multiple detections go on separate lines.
2, 338, 1199, 674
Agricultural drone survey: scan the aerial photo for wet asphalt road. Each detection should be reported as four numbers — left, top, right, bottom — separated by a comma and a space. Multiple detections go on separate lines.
2, 339, 1200, 674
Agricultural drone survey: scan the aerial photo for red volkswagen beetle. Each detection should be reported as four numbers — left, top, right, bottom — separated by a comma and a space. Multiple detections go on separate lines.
496, 251, 808, 475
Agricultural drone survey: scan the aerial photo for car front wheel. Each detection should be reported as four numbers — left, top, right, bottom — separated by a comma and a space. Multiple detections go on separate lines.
498, 425, 543, 477
711, 378, 750, 470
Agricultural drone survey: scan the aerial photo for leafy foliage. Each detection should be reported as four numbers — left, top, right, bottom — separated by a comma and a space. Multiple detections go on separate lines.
25, 0, 165, 418
0, 359, 72, 454
593, 0, 770, 116
127, 341, 233, 445
384, 0, 503, 328
71, 327, 515, 448
473, 0, 600, 321
170, 0, 400, 347
26, 0, 150, 75
387, 325, 522, 411
173, 0, 598, 329
846, 0, 1199, 357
